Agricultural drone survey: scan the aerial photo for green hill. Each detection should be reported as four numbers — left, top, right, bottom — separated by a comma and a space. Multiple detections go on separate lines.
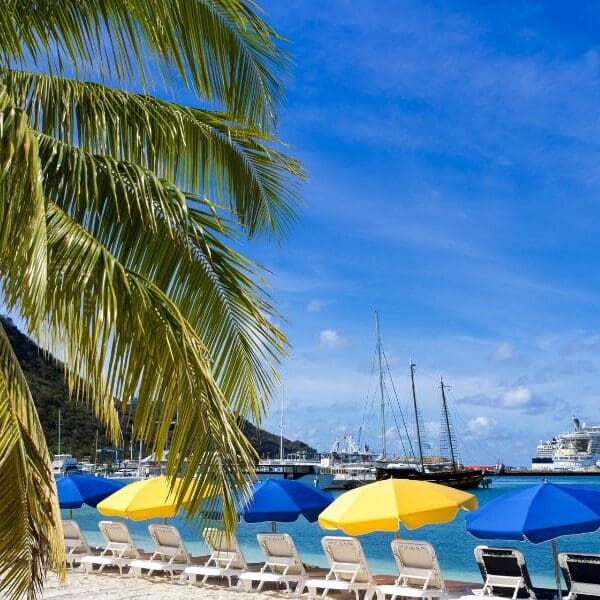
1, 316, 315, 461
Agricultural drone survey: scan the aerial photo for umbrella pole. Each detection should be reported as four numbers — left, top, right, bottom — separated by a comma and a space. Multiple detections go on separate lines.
552, 539, 562, 600
271, 521, 276, 533
69, 509, 73, 519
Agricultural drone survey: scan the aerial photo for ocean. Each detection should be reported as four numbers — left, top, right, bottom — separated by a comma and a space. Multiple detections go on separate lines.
63, 474, 600, 587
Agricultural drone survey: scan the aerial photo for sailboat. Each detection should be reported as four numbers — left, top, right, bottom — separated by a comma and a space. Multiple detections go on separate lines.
51, 409, 78, 476
375, 357, 484, 490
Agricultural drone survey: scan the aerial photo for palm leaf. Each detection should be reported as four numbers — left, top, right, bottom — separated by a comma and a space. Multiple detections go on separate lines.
39, 200, 256, 528
0, 93, 47, 322
0, 0, 288, 124
0, 322, 64, 600
36, 131, 286, 419
4, 70, 303, 237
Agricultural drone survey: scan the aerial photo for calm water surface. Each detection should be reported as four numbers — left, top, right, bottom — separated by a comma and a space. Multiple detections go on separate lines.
64, 475, 600, 587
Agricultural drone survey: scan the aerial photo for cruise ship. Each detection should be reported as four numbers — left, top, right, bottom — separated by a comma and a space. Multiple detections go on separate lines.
531, 417, 600, 471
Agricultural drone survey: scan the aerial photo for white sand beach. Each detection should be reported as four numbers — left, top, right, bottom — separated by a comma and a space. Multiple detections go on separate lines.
42, 572, 272, 600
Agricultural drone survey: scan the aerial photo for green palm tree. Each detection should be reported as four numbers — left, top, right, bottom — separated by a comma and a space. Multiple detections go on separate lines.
0, 2, 302, 598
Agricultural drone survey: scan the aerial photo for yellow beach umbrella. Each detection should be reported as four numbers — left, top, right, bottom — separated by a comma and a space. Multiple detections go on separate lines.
97, 476, 194, 521
318, 479, 478, 535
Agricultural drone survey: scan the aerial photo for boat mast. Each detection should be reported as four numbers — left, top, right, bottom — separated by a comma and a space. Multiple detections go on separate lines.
93, 429, 98, 473
440, 377, 457, 472
410, 360, 425, 472
58, 409, 61, 455
138, 439, 143, 478
376, 311, 386, 458
279, 381, 285, 460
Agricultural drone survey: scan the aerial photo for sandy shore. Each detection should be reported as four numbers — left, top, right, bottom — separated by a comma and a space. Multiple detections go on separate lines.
41, 572, 273, 599
41, 570, 478, 599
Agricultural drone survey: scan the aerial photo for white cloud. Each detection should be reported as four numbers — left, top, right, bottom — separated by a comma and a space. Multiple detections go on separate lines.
500, 386, 532, 408
307, 299, 330, 313
467, 416, 497, 438
488, 342, 515, 362
319, 329, 344, 349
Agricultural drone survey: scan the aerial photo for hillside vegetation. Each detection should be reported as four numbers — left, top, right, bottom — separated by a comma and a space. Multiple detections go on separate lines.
1, 317, 315, 460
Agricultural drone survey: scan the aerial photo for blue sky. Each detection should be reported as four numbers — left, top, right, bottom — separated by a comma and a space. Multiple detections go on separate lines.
248, 1, 600, 465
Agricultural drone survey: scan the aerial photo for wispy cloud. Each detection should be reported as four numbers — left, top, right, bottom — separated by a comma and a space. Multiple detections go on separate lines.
307, 299, 330, 312
319, 329, 345, 349
487, 342, 516, 363
459, 386, 560, 415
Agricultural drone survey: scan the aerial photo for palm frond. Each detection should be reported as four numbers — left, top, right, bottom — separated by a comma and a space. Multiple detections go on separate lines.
0, 0, 288, 124
0, 323, 64, 600
0, 93, 47, 323
39, 200, 257, 527
4, 70, 303, 237
36, 131, 286, 419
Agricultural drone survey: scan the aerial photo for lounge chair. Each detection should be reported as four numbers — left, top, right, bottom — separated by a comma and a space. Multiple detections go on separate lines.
62, 520, 93, 569
376, 539, 447, 600
129, 524, 192, 579
184, 527, 248, 587
471, 546, 536, 599
238, 533, 308, 595
80, 521, 140, 575
305, 536, 375, 600
558, 552, 600, 600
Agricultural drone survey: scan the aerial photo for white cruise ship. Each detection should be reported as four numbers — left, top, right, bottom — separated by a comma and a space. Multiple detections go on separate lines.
531, 417, 600, 471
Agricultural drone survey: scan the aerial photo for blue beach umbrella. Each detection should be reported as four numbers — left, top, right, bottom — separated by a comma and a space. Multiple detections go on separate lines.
203, 479, 334, 532
56, 474, 125, 515
466, 482, 600, 599
241, 479, 334, 531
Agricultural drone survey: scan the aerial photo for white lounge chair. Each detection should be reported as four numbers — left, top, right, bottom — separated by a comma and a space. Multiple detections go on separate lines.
239, 533, 307, 595
80, 521, 140, 575
184, 527, 248, 587
63, 520, 93, 569
129, 524, 192, 579
559, 552, 600, 600
377, 539, 447, 600
305, 536, 375, 600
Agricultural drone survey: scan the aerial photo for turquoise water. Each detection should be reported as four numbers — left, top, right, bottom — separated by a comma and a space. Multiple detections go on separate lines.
64, 475, 600, 588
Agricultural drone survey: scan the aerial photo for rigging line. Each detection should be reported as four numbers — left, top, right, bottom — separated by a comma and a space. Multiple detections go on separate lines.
382, 378, 409, 457
359, 349, 377, 448
382, 348, 415, 458
446, 390, 477, 458
363, 345, 380, 449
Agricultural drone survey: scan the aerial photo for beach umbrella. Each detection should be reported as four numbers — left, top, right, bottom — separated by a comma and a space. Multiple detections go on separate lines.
97, 476, 195, 521
319, 478, 477, 535
466, 481, 600, 600
56, 474, 125, 517
241, 479, 334, 532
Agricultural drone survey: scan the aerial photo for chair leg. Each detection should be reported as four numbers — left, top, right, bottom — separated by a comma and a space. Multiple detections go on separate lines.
241, 579, 253, 592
